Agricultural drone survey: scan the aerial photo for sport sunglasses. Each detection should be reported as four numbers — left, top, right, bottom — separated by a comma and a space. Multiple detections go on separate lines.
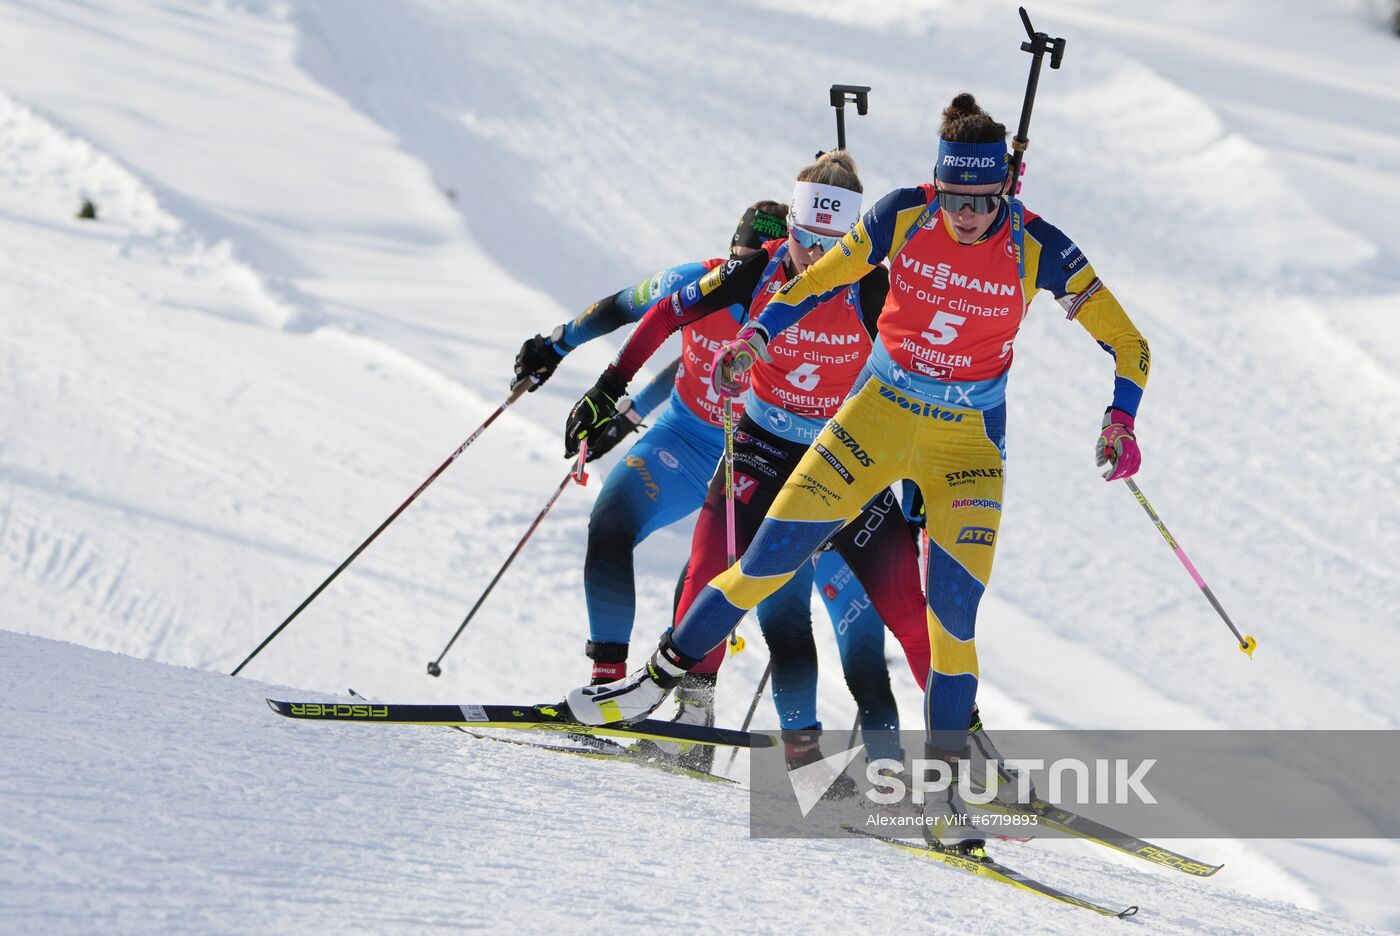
787, 213, 843, 251
936, 190, 1004, 215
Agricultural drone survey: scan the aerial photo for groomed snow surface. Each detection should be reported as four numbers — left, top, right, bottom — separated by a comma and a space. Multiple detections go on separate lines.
2, 0, 1398, 932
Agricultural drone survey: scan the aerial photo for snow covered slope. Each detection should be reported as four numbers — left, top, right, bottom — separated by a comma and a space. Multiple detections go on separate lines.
2, 629, 1384, 935
1, 0, 1397, 930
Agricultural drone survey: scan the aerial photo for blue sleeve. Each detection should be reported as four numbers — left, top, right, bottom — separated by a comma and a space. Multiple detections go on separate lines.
1024, 216, 1087, 299
557, 263, 711, 351
629, 358, 680, 419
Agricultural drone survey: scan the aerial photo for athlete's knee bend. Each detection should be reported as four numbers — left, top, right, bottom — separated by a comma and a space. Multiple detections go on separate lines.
587, 504, 642, 556
712, 563, 794, 611
844, 665, 895, 710
763, 627, 817, 670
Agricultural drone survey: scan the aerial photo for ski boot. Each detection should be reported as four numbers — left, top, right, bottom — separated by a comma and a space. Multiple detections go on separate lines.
783, 727, 859, 802
564, 641, 632, 750
585, 640, 628, 686
631, 673, 717, 773
922, 746, 987, 854
565, 633, 697, 725
965, 706, 1039, 807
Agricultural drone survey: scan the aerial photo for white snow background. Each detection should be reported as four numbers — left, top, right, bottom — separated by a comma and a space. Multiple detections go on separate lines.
1, 0, 1398, 932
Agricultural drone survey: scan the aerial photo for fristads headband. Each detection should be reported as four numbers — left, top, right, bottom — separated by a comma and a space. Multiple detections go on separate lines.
790, 181, 862, 233
934, 138, 1009, 186
731, 206, 789, 250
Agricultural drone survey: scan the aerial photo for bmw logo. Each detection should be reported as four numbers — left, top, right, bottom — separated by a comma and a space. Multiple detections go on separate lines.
766, 408, 791, 432
887, 363, 912, 389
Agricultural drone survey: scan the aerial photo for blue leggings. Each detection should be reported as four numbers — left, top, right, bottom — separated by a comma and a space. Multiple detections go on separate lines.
812, 548, 902, 760
584, 405, 716, 646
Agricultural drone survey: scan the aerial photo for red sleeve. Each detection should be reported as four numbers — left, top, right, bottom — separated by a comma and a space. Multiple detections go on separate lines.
604, 250, 770, 384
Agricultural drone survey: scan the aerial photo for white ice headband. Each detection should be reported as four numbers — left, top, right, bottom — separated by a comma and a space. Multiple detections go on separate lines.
790, 181, 862, 233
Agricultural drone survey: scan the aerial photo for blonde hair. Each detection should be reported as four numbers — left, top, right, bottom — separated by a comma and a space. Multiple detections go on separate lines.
795, 149, 862, 193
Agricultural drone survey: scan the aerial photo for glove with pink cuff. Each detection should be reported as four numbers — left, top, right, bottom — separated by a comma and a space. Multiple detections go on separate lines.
1096, 408, 1141, 481
709, 323, 770, 399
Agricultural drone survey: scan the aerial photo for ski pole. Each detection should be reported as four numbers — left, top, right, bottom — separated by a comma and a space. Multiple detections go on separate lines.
427, 443, 589, 677
723, 397, 738, 567
230, 377, 538, 677
723, 398, 747, 655
724, 659, 773, 775
1124, 478, 1258, 658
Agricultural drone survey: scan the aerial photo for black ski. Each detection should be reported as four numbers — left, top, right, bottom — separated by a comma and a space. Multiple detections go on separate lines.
266, 699, 774, 750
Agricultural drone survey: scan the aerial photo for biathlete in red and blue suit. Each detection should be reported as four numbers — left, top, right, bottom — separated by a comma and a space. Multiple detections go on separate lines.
564, 155, 933, 769
522, 201, 912, 766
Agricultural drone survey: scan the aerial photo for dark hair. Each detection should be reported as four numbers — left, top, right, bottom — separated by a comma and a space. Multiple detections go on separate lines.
939, 93, 1006, 144
750, 198, 787, 219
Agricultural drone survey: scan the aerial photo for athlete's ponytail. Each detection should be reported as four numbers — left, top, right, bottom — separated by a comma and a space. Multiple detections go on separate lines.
939, 93, 1007, 144
796, 149, 862, 194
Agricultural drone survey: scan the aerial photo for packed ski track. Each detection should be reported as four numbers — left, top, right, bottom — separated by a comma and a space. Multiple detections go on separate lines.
2, 631, 1384, 935
0, 0, 1396, 932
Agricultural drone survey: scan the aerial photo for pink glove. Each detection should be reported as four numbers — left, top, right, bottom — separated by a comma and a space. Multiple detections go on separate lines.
710, 324, 770, 399
1096, 408, 1141, 481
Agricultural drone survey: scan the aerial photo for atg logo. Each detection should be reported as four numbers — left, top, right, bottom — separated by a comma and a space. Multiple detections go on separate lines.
957, 526, 997, 546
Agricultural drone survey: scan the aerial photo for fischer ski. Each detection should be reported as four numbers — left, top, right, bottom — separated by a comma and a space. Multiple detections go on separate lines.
973, 799, 1222, 877
266, 699, 775, 750
342, 688, 733, 783
458, 728, 736, 784
844, 826, 1138, 918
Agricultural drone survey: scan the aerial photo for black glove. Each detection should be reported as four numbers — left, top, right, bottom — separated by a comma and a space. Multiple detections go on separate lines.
565, 370, 627, 458
584, 399, 645, 463
514, 333, 565, 390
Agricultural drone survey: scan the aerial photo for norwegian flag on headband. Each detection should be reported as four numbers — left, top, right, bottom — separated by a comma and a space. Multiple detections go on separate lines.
790, 180, 861, 233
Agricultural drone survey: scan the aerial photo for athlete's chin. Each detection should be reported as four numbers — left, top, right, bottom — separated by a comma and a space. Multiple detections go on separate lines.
951, 225, 982, 244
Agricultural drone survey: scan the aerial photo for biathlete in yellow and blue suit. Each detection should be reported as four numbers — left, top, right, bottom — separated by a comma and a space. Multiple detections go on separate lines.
564, 93, 1149, 846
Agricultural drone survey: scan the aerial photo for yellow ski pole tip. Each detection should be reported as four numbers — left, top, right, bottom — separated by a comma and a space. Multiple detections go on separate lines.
728, 634, 746, 656
1240, 635, 1258, 658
